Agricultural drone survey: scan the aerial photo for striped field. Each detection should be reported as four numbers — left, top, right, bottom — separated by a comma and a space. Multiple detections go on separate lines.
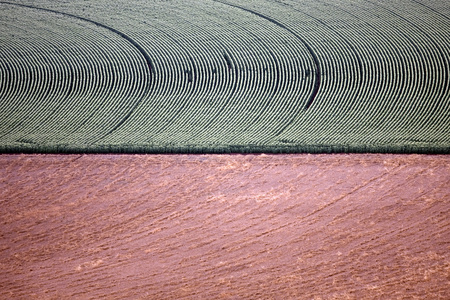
0, 0, 449, 153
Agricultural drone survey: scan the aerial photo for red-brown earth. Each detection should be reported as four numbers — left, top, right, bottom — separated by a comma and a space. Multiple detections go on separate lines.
1, 154, 449, 299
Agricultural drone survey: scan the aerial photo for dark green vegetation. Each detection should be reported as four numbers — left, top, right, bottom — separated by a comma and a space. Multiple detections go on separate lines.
0, 0, 449, 153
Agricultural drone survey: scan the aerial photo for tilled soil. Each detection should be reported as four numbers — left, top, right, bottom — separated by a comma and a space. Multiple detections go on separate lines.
1, 154, 449, 299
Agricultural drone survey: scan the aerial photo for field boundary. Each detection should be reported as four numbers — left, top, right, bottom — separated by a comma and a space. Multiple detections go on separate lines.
0, 143, 448, 154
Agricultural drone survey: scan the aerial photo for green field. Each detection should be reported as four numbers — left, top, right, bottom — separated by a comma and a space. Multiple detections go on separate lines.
0, 0, 449, 153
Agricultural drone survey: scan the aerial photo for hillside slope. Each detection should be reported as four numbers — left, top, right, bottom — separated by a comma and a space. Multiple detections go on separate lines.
0, 0, 449, 153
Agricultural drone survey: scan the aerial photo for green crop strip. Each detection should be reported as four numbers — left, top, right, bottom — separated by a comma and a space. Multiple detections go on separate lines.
0, 0, 448, 154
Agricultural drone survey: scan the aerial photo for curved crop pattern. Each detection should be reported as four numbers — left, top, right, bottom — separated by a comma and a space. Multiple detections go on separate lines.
0, 0, 448, 153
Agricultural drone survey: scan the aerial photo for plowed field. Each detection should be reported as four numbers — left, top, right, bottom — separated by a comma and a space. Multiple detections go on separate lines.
1, 154, 449, 298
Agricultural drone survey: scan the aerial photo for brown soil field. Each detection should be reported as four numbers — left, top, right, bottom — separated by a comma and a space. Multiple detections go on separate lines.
1, 154, 449, 299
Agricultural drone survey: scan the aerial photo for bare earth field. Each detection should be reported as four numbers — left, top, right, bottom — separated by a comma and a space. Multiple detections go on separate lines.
1, 154, 449, 299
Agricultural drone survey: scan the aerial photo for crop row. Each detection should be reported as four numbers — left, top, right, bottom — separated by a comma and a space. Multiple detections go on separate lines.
93, 1, 319, 147
237, 0, 449, 146
0, 0, 448, 153
0, 2, 150, 145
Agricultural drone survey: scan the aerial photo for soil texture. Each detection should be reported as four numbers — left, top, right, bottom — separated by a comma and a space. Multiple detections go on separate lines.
1, 154, 449, 299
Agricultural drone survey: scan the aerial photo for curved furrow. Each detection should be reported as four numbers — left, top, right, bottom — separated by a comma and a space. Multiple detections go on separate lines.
0, 22, 72, 139
217, 30, 287, 141
189, 14, 283, 144
198, 1, 315, 144
410, 0, 450, 21
0, 2, 154, 76
0, 38, 67, 126
276, 0, 364, 106
331, 5, 428, 128
1, 15, 69, 138
0, 56, 13, 106
127, 4, 251, 144
0, 0, 448, 153
145, 11, 214, 135
212, 0, 320, 111
82, 41, 149, 143
349, 0, 448, 144
0, 38, 26, 123
82, 51, 151, 142
218, 6, 320, 143
217, 43, 293, 143
231, 25, 310, 144
185, 41, 260, 140
111, 21, 203, 144
367, 0, 450, 121
235, 49, 296, 144
87, 4, 206, 144
0, 1, 153, 145
141, 23, 217, 142
281, 0, 440, 146
22, 43, 93, 142
10, 28, 97, 143
268, 17, 364, 142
